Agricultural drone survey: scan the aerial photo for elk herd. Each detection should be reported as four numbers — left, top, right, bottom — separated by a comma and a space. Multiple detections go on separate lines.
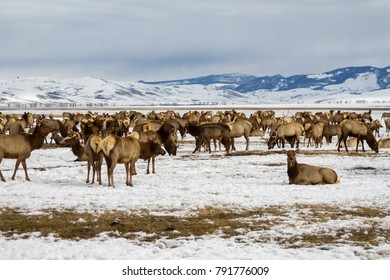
0, 108, 389, 186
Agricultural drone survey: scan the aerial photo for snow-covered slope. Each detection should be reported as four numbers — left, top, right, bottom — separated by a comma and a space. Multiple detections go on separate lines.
1, 66, 389, 107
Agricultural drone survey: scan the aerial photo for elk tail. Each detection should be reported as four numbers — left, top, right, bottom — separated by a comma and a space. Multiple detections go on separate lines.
90, 135, 102, 153
130, 131, 140, 140
99, 135, 116, 157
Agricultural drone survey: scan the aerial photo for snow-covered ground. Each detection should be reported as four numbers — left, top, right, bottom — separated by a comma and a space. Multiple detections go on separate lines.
1, 109, 390, 260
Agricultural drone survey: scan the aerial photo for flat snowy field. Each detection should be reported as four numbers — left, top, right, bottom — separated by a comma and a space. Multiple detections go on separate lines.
0, 108, 389, 260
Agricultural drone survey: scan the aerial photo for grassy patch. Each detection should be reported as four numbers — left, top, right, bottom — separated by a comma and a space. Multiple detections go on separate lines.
0, 207, 282, 241
0, 205, 389, 250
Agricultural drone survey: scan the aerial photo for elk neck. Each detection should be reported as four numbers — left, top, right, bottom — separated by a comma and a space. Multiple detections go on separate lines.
287, 157, 300, 179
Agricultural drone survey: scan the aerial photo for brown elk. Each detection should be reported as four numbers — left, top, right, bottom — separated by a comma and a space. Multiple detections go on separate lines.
8, 122, 24, 134
85, 134, 103, 185
260, 117, 277, 133
339, 137, 361, 148
306, 123, 324, 148
165, 117, 187, 139
369, 119, 383, 137
378, 137, 390, 149
134, 122, 178, 156
268, 122, 304, 149
361, 110, 373, 123
331, 111, 346, 124
195, 123, 231, 153
384, 118, 390, 136
322, 124, 342, 144
62, 130, 103, 184
0, 122, 55, 182
286, 150, 340, 185
62, 132, 88, 162
131, 131, 166, 174
99, 134, 140, 187
382, 112, 390, 119
186, 123, 215, 152
41, 119, 68, 137
337, 120, 378, 153
50, 131, 65, 145
224, 118, 252, 151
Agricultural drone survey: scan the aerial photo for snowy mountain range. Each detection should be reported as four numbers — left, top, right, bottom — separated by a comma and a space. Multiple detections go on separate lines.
1, 66, 389, 108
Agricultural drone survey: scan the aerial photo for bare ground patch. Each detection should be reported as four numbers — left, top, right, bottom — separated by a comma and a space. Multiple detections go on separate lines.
1, 204, 389, 252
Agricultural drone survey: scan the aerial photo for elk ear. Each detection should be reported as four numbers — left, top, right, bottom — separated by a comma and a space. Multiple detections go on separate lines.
295, 149, 300, 154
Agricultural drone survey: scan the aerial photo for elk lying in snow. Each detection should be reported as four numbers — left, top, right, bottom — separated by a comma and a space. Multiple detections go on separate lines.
99, 134, 140, 187
339, 137, 361, 148
337, 120, 378, 153
62, 132, 88, 162
286, 150, 340, 185
50, 131, 65, 145
378, 137, 390, 149
0, 122, 55, 182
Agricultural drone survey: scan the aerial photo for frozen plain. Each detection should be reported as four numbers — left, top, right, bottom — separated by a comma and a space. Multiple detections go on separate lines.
0, 109, 390, 260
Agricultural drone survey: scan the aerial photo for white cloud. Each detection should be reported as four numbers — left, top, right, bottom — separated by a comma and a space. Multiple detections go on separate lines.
0, 0, 389, 81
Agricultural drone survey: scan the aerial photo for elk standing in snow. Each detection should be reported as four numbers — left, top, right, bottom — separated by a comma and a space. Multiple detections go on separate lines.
0, 122, 55, 182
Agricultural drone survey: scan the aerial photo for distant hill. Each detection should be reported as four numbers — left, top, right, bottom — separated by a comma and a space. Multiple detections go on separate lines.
141, 66, 390, 93
1, 66, 389, 107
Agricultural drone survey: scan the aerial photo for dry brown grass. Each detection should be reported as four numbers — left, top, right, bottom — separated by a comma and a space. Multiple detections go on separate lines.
1, 204, 389, 250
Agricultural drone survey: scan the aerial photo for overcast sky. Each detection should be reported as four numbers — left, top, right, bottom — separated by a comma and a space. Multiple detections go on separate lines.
1, 0, 389, 81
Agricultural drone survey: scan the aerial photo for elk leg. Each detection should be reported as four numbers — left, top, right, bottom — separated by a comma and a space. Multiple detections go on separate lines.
0, 157, 5, 182
193, 137, 199, 153
0, 170, 5, 182
92, 160, 97, 184
97, 158, 102, 185
206, 139, 211, 153
86, 160, 91, 183
146, 158, 150, 174
341, 134, 349, 152
245, 135, 249, 150
106, 164, 111, 186
107, 162, 116, 188
125, 163, 130, 186
337, 135, 343, 152
21, 160, 30, 181
360, 138, 365, 152
152, 156, 156, 174
131, 160, 137, 176
225, 138, 231, 153
11, 159, 21, 180
129, 160, 136, 187
344, 139, 349, 152
231, 138, 236, 151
